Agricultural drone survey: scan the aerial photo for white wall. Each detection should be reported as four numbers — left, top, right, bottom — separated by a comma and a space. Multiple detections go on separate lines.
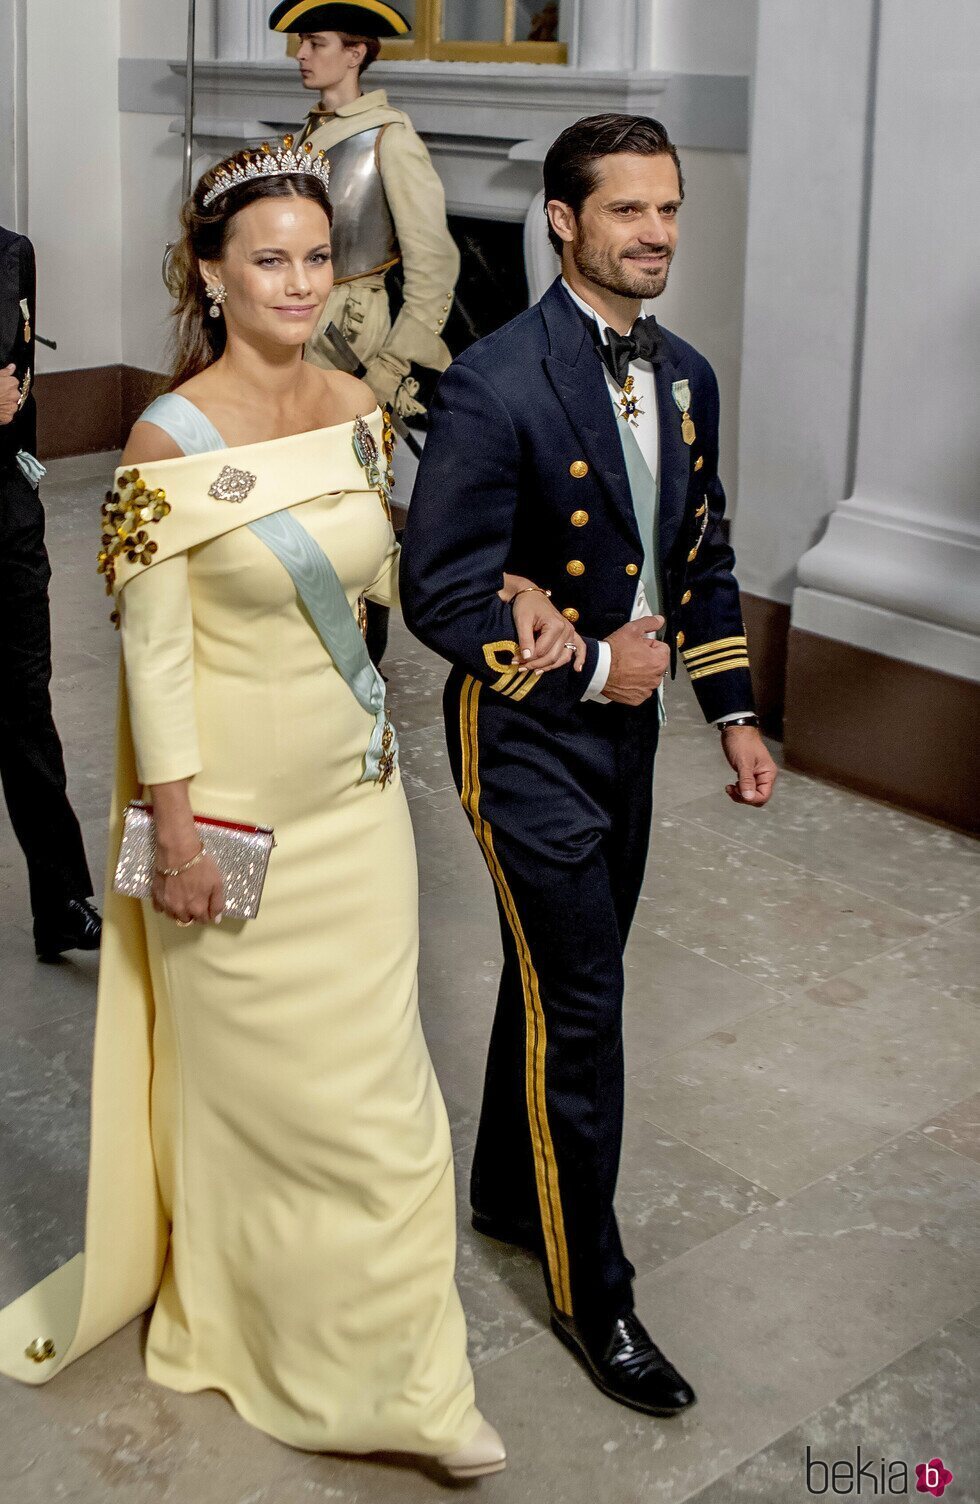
119, 0, 219, 374
121, 0, 216, 58
26, 0, 123, 375
641, 0, 758, 74
654, 147, 747, 497
733, 0, 877, 604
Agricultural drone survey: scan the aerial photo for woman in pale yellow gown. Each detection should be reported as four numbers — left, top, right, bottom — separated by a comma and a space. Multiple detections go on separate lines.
0, 142, 584, 1476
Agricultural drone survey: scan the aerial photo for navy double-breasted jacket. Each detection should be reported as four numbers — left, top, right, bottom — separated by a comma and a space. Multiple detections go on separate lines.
400, 278, 755, 724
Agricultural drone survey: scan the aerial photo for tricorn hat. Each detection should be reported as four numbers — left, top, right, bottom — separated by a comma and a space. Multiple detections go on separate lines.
269, 0, 411, 36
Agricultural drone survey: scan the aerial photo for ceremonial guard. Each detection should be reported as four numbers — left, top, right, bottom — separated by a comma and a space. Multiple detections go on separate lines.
402, 116, 778, 1417
269, 0, 459, 662
0, 226, 101, 959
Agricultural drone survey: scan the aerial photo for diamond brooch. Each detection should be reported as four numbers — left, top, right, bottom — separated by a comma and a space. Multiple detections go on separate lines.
208, 466, 257, 503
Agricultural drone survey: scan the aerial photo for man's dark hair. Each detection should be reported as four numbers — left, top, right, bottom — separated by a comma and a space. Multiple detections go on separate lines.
543, 113, 684, 254
338, 31, 382, 75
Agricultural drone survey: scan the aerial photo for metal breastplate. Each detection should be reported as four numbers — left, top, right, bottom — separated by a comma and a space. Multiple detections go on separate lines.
326, 127, 399, 283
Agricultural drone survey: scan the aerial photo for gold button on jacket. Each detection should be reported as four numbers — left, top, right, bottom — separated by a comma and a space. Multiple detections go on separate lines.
676, 630, 686, 648
681, 589, 692, 606
562, 606, 580, 623
566, 559, 585, 577
625, 562, 639, 577
570, 510, 589, 528
569, 460, 589, 478
687, 547, 698, 563
694, 456, 704, 472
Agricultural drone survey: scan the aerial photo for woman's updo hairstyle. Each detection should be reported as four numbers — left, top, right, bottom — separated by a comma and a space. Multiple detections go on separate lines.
168, 153, 333, 390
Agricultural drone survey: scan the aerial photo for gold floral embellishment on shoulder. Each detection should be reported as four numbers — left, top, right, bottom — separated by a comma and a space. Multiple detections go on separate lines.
97, 467, 172, 622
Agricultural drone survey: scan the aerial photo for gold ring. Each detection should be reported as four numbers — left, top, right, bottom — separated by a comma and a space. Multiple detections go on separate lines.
564, 641, 576, 649
176, 918, 194, 928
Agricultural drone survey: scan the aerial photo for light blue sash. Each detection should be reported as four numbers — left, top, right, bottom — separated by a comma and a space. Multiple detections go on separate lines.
615, 413, 667, 726
139, 393, 397, 784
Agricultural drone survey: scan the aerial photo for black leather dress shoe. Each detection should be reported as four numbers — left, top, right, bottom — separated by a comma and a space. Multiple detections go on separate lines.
551, 1307, 697, 1417
471, 1209, 542, 1254
34, 897, 103, 962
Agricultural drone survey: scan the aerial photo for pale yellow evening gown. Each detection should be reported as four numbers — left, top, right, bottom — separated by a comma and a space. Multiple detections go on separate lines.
0, 407, 482, 1457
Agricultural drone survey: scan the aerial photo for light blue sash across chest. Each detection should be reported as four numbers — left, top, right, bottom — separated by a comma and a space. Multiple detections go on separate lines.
140, 394, 396, 785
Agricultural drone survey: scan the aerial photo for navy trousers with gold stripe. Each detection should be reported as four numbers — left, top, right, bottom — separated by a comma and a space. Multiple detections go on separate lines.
445, 667, 659, 1330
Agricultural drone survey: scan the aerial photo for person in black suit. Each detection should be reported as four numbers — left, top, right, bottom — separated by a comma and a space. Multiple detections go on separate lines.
0, 225, 101, 960
401, 115, 777, 1416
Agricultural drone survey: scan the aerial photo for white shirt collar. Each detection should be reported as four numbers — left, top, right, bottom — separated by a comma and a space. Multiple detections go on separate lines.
561, 279, 616, 343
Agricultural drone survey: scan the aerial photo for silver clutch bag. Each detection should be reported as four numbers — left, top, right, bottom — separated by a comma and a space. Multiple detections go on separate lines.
113, 801, 275, 920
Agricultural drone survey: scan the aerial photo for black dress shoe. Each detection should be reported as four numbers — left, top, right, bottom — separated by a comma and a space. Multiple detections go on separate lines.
551, 1307, 697, 1417
34, 897, 102, 962
471, 1209, 542, 1254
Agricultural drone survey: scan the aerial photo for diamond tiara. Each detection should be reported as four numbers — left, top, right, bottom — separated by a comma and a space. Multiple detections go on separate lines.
201, 136, 330, 210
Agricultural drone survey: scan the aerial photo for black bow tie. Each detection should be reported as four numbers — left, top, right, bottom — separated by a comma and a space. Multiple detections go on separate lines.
598, 317, 663, 386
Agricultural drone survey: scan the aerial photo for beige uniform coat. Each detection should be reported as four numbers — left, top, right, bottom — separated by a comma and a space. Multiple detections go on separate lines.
300, 90, 460, 415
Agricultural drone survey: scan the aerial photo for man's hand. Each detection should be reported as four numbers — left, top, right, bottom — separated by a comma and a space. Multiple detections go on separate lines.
602, 617, 670, 706
720, 725, 778, 806
0, 364, 19, 425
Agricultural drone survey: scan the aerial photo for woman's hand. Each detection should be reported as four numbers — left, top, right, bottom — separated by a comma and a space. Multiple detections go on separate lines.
149, 779, 225, 926
502, 577, 587, 675
151, 849, 225, 927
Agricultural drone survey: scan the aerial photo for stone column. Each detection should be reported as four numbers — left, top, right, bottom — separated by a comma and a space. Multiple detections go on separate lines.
215, 0, 283, 61
732, 0, 878, 729
785, 0, 980, 827
574, 0, 638, 71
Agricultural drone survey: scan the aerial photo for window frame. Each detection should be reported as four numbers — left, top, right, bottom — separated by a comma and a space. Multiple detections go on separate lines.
380, 0, 568, 64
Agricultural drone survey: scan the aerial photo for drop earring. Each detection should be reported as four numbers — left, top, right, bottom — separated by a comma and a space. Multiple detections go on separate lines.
206, 282, 227, 319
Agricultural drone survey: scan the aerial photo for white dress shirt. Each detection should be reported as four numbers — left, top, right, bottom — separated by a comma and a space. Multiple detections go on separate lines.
561, 281, 660, 703
561, 282, 751, 726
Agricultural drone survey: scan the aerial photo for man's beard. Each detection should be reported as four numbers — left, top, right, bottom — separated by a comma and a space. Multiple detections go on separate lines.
572, 236, 672, 300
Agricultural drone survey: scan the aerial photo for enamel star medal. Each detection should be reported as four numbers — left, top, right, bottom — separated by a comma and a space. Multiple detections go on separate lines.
672, 378, 696, 445
617, 375, 644, 428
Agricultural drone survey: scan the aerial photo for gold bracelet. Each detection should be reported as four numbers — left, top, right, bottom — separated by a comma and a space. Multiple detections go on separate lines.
156, 847, 205, 879
511, 585, 552, 601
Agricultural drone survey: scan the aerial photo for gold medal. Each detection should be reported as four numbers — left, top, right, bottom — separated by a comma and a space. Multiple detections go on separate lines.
617, 374, 644, 428
681, 414, 696, 445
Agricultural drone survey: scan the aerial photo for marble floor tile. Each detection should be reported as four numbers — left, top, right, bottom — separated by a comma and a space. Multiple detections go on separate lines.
416, 877, 501, 1128
630, 981, 980, 1196
396, 721, 455, 800
687, 1316, 980, 1504
469, 1133, 980, 1503
918, 1092, 980, 1165
409, 783, 491, 896
634, 814, 932, 992
652, 723, 741, 812
623, 922, 784, 1058
381, 616, 450, 734
453, 1151, 551, 1369
615, 1110, 776, 1274
0, 928, 98, 1030
679, 767, 980, 923
807, 908, 980, 1006
0, 1031, 88, 1303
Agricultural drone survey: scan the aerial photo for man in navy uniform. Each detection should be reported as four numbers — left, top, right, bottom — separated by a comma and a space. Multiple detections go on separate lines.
0, 225, 101, 960
401, 115, 777, 1415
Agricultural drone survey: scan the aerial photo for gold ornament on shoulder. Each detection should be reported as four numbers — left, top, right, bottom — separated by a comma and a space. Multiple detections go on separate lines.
97, 468, 172, 621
